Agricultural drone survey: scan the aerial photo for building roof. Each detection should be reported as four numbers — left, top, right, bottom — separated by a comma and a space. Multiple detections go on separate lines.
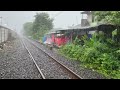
68, 24, 81, 29
81, 11, 91, 14
46, 28, 65, 34
45, 23, 118, 35
0, 25, 12, 31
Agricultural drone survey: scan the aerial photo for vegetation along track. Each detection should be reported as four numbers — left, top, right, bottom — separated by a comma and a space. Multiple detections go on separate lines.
24, 37, 83, 79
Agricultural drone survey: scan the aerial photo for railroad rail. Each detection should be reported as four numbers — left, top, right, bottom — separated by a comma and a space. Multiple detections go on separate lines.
24, 37, 83, 79
20, 38, 46, 79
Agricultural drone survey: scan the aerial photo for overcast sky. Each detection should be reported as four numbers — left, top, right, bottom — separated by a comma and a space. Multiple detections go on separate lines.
0, 11, 84, 32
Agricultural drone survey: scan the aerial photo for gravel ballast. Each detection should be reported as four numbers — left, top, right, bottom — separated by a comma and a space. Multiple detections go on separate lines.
24, 38, 78, 79
0, 36, 106, 79
30, 39, 106, 79
0, 37, 42, 79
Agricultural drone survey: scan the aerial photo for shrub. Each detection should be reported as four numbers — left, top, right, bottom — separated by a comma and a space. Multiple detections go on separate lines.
59, 32, 120, 79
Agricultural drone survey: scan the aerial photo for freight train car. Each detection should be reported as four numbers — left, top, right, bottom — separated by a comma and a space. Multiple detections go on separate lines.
0, 25, 17, 44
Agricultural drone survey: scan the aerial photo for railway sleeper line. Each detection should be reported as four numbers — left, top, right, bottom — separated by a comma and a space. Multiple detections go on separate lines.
20, 38, 46, 79
24, 37, 83, 79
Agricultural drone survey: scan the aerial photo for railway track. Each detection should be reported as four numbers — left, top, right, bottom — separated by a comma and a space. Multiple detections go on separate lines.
23, 37, 82, 79
20, 38, 46, 79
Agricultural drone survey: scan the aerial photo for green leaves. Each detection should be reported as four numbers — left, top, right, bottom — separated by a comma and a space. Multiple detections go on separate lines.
116, 50, 120, 53
23, 22, 33, 36
32, 13, 53, 40
33, 13, 53, 32
59, 11, 120, 78
93, 11, 120, 25
59, 33, 120, 79
23, 12, 53, 40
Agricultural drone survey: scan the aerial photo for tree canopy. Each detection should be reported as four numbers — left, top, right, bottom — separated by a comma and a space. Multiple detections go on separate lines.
32, 13, 53, 39
23, 22, 33, 36
93, 11, 120, 42
23, 12, 54, 40
93, 11, 120, 25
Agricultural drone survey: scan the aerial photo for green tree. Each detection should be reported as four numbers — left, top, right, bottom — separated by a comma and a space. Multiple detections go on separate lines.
23, 12, 54, 40
23, 22, 33, 36
93, 11, 120, 25
32, 12, 54, 40
93, 11, 120, 42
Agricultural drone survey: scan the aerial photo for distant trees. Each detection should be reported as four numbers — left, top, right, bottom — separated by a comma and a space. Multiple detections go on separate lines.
23, 22, 33, 36
23, 12, 54, 40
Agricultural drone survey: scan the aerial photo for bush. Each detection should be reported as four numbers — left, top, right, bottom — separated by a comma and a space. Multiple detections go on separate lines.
59, 33, 120, 79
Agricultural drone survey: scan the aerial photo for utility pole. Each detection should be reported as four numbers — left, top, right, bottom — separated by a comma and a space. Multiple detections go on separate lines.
76, 16, 78, 25
0, 17, 2, 25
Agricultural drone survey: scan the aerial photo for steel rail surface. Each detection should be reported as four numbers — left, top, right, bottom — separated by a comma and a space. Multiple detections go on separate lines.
20, 38, 46, 79
25, 38, 83, 79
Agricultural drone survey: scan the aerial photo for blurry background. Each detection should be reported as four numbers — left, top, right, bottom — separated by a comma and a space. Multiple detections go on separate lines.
0, 11, 85, 33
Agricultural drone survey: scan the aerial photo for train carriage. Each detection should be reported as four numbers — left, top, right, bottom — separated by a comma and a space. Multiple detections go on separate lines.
0, 25, 17, 44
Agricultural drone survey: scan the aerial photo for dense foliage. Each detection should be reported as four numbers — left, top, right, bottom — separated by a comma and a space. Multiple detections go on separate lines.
23, 12, 54, 40
60, 11, 120, 79
93, 11, 120, 42
23, 22, 33, 36
93, 11, 120, 25
59, 32, 120, 79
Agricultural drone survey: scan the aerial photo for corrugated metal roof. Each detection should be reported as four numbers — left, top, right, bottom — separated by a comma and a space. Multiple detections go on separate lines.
45, 23, 117, 35
81, 11, 91, 14
0, 25, 13, 31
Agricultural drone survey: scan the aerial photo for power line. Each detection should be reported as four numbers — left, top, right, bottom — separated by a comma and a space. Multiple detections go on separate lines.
52, 11, 63, 19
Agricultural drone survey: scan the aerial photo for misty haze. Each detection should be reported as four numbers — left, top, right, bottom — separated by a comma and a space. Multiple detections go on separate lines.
0, 11, 119, 79
0, 11, 84, 33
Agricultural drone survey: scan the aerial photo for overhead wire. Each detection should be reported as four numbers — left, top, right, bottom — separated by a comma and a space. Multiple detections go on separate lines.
52, 11, 63, 19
